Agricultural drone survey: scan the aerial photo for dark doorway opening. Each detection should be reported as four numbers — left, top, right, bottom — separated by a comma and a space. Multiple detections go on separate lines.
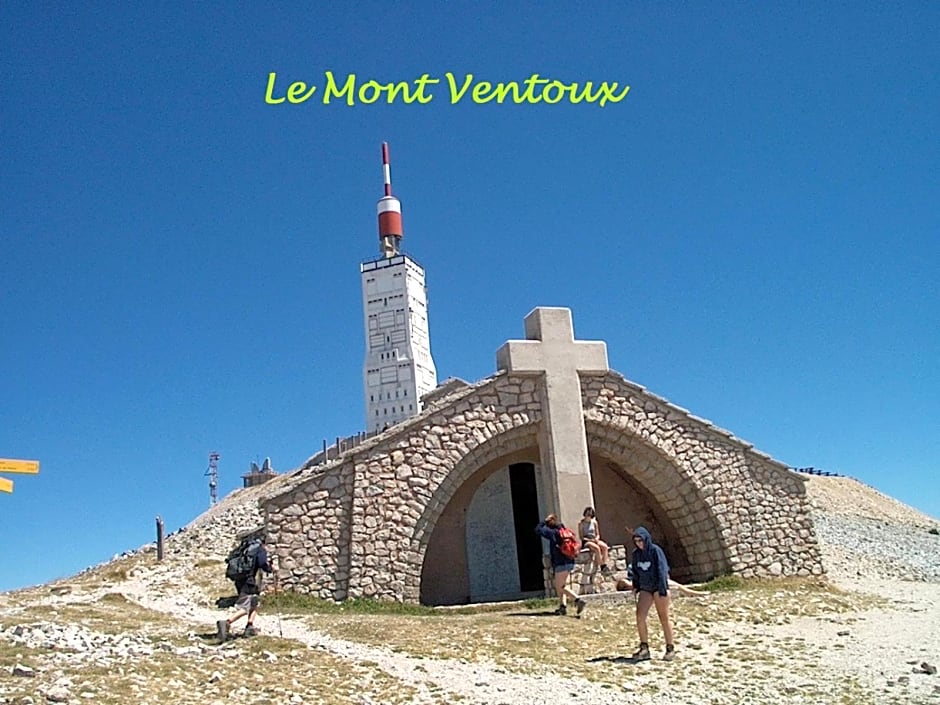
509, 463, 543, 592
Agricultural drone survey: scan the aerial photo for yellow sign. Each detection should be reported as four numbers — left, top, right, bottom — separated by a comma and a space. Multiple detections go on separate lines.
0, 477, 12, 493
0, 459, 40, 474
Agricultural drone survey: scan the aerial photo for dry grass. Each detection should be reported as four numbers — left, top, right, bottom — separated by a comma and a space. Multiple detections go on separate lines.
262, 577, 884, 703
0, 562, 911, 705
2, 636, 425, 705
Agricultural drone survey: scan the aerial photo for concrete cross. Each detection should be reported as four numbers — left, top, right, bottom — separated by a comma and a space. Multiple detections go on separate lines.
496, 308, 608, 529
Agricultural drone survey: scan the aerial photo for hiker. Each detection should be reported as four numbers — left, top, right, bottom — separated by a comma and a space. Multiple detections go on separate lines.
535, 514, 587, 617
629, 526, 676, 661
218, 535, 273, 640
578, 506, 612, 577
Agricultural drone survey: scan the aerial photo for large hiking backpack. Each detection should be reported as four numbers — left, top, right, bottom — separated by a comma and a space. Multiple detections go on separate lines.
557, 526, 580, 560
225, 537, 261, 582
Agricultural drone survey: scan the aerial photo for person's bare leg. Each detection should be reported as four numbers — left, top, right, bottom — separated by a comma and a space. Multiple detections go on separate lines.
653, 592, 674, 645
635, 591, 653, 644
668, 579, 707, 597
598, 540, 610, 567
553, 570, 570, 607
580, 540, 598, 566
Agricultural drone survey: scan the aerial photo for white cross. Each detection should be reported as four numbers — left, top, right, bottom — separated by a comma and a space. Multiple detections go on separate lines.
496, 308, 608, 528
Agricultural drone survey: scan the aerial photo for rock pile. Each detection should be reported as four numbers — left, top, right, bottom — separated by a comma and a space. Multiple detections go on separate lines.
2, 622, 190, 664
812, 513, 940, 581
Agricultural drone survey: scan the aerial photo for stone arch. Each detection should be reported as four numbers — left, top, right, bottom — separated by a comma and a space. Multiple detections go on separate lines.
585, 419, 732, 581
417, 423, 540, 605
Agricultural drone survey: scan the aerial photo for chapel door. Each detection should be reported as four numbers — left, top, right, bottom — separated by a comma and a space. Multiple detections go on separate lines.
509, 462, 544, 592
465, 462, 543, 601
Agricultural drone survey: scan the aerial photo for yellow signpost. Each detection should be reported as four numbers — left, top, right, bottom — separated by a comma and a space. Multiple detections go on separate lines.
0, 458, 40, 493
0, 459, 40, 474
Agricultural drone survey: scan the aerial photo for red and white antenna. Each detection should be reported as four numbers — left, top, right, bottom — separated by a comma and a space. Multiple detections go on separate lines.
377, 142, 403, 257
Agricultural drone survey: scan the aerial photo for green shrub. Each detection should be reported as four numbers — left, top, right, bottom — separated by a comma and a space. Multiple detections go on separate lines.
265, 592, 435, 616
701, 574, 746, 592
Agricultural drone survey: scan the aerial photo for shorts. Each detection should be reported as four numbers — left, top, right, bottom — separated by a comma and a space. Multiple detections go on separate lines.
235, 594, 260, 612
553, 562, 576, 575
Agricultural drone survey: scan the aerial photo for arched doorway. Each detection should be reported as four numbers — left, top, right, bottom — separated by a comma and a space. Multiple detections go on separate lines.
419, 447, 543, 605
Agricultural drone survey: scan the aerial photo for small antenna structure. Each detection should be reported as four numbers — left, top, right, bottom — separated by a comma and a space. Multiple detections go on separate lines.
205, 451, 220, 506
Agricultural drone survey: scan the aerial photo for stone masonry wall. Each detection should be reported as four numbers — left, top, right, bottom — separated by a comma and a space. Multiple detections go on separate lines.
581, 373, 823, 579
263, 369, 824, 604
263, 374, 543, 602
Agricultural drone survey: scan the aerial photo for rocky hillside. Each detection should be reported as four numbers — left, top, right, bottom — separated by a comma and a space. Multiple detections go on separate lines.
804, 475, 940, 583
805, 475, 939, 528
1, 473, 938, 705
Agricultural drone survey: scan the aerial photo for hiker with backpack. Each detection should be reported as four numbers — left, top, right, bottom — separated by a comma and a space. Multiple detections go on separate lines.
535, 513, 587, 617
217, 533, 273, 640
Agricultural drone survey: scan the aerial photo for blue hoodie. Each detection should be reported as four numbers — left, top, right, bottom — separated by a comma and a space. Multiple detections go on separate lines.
630, 526, 670, 596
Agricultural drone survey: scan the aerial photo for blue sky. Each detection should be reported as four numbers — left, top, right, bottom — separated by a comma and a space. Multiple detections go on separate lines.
1, 3, 937, 592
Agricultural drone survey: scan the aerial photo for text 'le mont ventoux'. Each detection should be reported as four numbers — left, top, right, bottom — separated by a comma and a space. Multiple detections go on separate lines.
265, 72, 630, 107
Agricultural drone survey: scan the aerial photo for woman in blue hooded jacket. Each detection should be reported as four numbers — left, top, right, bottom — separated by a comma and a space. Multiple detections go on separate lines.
629, 526, 675, 661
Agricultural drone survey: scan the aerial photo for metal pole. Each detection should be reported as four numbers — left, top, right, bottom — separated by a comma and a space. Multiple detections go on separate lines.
156, 515, 165, 561
272, 554, 283, 638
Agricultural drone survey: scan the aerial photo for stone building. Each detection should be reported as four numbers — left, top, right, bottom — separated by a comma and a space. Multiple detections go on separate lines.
262, 307, 823, 606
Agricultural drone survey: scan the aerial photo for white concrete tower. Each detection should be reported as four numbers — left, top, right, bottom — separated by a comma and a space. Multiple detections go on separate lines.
361, 143, 437, 432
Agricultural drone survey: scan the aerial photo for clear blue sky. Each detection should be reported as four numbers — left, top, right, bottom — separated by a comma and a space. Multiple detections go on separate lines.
2, 3, 937, 592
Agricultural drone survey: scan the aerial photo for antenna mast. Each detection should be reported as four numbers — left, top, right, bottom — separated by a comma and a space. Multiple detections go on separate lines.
205, 451, 220, 506
377, 141, 403, 257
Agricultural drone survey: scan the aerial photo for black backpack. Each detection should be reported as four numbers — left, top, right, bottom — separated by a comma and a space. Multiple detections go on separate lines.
225, 537, 261, 582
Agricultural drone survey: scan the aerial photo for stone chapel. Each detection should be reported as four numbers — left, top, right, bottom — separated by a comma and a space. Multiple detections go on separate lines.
261, 307, 823, 606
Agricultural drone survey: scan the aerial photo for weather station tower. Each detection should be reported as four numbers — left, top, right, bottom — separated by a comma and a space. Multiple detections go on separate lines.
361, 143, 437, 433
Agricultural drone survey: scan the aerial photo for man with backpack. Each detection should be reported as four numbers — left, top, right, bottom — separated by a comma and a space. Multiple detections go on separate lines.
217, 533, 273, 641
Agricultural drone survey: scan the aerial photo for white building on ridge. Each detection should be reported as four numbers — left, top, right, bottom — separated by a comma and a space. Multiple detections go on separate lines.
360, 143, 437, 432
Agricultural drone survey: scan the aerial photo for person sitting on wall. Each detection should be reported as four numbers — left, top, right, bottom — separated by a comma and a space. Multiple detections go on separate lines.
578, 506, 612, 577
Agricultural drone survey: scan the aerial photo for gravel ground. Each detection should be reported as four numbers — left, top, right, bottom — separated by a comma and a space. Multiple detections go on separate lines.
3, 475, 939, 705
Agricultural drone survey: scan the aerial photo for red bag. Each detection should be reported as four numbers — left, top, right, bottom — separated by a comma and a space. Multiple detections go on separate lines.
557, 526, 580, 560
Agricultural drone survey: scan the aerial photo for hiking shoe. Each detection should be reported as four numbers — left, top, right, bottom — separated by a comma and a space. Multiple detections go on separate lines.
663, 645, 676, 661
216, 620, 228, 641
575, 598, 587, 617
244, 625, 258, 637
631, 644, 651, 661
554, 604, 567, 616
